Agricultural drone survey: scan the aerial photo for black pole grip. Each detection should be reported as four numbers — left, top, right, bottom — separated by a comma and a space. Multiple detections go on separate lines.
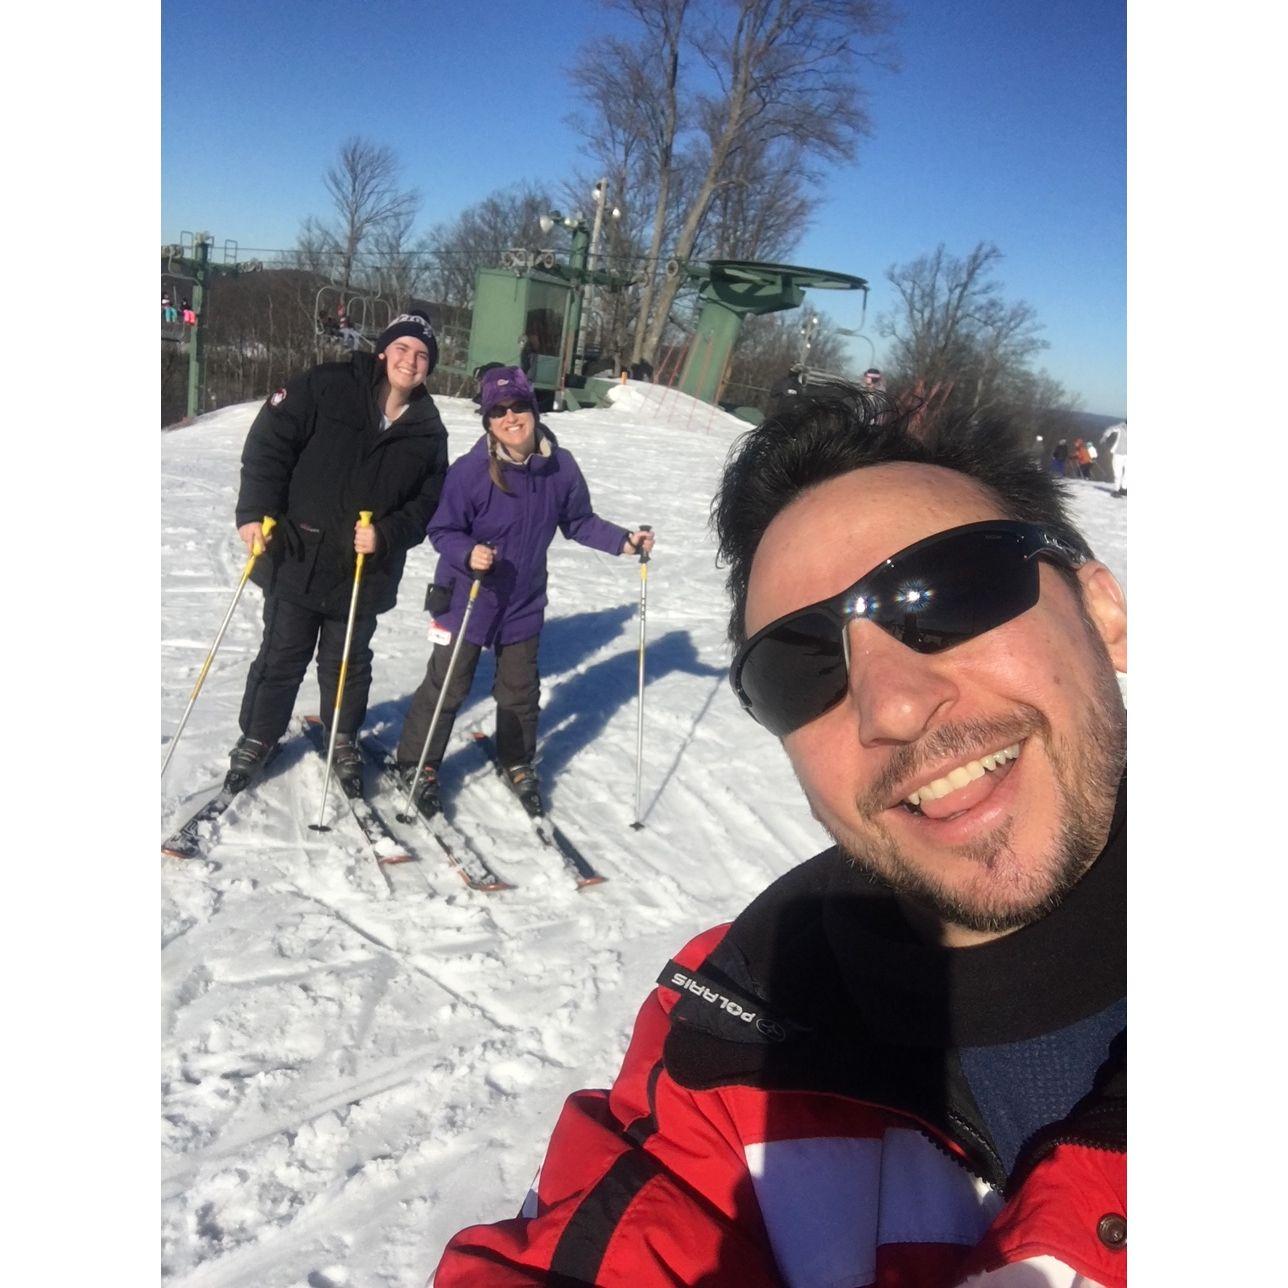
472, 541, 497, 581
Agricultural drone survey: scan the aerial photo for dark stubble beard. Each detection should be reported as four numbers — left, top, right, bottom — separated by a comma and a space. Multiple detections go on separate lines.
828, 634, 1127, 935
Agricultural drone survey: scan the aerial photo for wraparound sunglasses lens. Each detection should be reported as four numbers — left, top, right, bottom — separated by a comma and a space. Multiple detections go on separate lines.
738, 610, 847, 738
731, 523, 1084, 736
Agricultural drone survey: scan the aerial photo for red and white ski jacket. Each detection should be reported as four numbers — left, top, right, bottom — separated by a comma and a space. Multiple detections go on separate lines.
435, 817, 1127, 1288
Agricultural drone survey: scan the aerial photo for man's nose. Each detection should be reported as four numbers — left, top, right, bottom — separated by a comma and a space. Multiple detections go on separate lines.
845, 619, 958, 747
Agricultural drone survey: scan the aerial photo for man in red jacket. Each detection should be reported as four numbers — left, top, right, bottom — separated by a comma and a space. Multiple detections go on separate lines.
435, 385, 1128, 1287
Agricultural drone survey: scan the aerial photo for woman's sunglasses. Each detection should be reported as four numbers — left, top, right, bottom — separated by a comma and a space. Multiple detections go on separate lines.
730, 521, 1088, 736
487, 399, 533, 420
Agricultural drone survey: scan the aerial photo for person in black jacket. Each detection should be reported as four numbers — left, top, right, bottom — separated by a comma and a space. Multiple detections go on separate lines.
227, 309, 449, 793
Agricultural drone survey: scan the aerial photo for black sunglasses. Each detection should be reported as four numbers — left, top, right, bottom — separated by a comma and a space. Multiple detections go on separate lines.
730, 521, 1088, 736
487, 399, 533, 419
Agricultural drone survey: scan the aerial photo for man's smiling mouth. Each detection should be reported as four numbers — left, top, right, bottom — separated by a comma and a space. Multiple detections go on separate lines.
901, 741, 1023, 816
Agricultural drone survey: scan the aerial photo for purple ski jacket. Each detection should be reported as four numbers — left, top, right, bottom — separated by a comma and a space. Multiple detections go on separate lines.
427, 428, 629, 647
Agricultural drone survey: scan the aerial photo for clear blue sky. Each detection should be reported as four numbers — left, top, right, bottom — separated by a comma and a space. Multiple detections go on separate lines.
162, 0, 1126, 415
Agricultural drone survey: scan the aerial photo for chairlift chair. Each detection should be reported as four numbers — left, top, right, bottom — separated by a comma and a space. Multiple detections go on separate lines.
162, 268, 195, 340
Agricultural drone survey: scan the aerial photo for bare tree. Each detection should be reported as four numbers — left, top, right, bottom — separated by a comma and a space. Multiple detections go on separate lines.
615, 0, 691, 361
631, 0, 895, 363
879, 241, 1080, 446
696, 140, 818, 262
880, 242, 1048, 406
1008, 368, 1084, 452
423, 185, 555, 310
370, 206, 431, 306
318, 136, 420, 291
563, 4, 697, 364
722, 308, 852, 406
291, 215, 337, 276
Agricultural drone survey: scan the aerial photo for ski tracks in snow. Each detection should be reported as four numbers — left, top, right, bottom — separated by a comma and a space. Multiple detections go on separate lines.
161, 726, 648, 1286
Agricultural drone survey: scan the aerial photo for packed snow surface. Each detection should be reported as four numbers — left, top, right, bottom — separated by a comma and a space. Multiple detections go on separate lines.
161, 382, 1127, 1286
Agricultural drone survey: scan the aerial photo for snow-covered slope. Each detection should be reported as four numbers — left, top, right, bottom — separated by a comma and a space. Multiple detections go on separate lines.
160, 385, 1127, 1287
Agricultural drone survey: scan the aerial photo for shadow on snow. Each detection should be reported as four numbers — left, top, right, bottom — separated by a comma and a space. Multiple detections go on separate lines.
364, 604, 725, 803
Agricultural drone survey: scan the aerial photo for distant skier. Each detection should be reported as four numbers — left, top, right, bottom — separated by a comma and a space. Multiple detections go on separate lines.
394, 365, 656, 819
181, 299, 197, 326
338, 311, 361, 351
225, 309, 449, 796
862, 367, 884, 390
1050, 438, 1070, 477
1101, 423, 1127, 497
162, 291, 178, 323
519, 333, 538, 376
766, 366, 804, 415
1074, 438, 1093, 479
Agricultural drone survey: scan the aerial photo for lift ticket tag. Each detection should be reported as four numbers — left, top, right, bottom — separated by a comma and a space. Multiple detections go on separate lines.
427, 622, 452, 647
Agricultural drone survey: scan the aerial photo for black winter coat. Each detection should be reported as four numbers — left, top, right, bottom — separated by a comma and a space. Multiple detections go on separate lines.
236, 353, 449, 616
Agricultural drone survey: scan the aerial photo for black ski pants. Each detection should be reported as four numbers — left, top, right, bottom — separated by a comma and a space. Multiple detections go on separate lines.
395, 634, 540, 771
238, 595, 379, 746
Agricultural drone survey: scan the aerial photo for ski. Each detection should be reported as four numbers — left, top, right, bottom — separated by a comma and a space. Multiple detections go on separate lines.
300, 717, 419, 895
469, 732, 607, 890
161, 744, 282, 860
359, 733, 514, 894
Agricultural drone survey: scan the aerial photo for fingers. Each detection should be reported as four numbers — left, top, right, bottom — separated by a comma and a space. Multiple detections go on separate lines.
353, 523, 378, 556
239, 521, 269, 556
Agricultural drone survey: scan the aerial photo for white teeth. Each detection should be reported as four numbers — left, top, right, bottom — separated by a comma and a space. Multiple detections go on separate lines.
904, 742, 1022, 807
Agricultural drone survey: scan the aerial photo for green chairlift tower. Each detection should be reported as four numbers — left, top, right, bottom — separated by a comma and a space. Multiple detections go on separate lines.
467, 261, 574, 390
466, 232, 635, 405
162, 233, 263, 419
672, 260, 869, 405
463, 251, 867, 412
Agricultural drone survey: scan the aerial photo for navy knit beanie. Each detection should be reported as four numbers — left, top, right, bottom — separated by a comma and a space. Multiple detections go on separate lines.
375, 311, 438, 374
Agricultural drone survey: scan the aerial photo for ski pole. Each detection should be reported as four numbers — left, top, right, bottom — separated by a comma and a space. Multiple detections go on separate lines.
630, 525, 652, 830
311, 511, 373, 832
161, 515, 277, 781
396, 557, 490, 823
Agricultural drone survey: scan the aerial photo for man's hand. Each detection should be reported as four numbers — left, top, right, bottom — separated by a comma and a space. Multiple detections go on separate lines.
354, 521, 379, 556
239, 521, 272, 556
468, 544, 496, 574
623, 529, 656, 557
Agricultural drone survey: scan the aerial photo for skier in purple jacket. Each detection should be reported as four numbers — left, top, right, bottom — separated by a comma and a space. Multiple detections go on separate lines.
394, 366, 656, 817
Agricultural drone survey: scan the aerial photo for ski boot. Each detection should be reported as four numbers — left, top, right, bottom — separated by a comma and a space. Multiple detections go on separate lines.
331, 734, 364, 798
399, 762, 441, 820
505, 763, 545, 818
224, 736, 271, 793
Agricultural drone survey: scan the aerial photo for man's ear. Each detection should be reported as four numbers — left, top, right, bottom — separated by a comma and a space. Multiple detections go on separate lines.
1077, 561, 1127, 673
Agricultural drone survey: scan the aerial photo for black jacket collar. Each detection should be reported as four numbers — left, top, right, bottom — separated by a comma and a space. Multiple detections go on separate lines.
827, 778, 1126, 1047
664, 776, 1126, 1084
